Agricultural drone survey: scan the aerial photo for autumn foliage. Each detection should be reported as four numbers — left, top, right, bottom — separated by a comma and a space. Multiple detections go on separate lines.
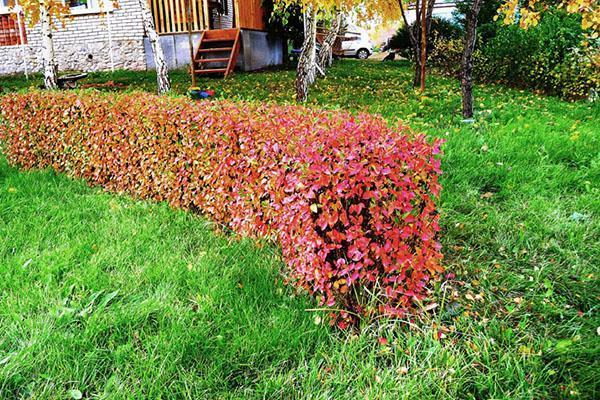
0, 91, 444, 327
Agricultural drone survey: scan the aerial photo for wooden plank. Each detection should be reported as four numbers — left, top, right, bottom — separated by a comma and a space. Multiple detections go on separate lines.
193, 30, 206, 73
151, 0, 160, 33
151, 0, 209, 34
234, 0, 240, 28
191, 0, 199, 30
195, 68, 228, 73
202, 0, 210, 30
204, 28, 238, 39
196, 46, 233, 53
225, 29, 240, 78
173, 0, 183, 33
197, 58, 230, 63
235, 0, 264, 30
157, 0, 166, 34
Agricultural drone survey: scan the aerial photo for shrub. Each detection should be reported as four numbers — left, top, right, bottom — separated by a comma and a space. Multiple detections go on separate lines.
0, 91, 444, 328
386, 17, 463, 58
429, 10, 599, 100
428, 36, 466, 78
477, 11, 598, 100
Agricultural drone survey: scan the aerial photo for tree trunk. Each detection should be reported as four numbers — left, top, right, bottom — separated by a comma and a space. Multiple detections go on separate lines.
399, 0, 434, 88
420, 0, 427, 91
184, 0, 196, 87
413, 54, 421, 87
317, 13, 341, 72
295, 7, 317, 102
39, 2, 57, 90
461, 0, 482, 118
139, 0, 171, 94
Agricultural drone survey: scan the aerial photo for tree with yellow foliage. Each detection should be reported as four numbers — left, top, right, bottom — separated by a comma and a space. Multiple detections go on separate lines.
272, 1, 381, 101
496, 0, 599, 35
11, 0, 70, 89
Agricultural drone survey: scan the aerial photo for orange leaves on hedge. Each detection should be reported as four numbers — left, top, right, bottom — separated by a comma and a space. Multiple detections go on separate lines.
0, 91, 444, 327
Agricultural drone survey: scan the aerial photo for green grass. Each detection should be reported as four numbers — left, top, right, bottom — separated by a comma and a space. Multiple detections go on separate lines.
1, 60, 599, 399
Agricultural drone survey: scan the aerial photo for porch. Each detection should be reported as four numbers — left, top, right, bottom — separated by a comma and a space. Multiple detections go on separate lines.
148, 0, 264, 34
146, 0, 282, 73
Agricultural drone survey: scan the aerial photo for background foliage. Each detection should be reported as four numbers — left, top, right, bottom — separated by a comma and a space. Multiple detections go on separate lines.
426, 9, 599, 100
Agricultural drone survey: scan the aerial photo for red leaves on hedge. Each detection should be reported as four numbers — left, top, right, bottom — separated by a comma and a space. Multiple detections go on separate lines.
0, 91, 444, 327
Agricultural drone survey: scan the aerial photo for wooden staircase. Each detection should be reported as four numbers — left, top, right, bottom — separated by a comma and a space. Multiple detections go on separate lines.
193, 28, 241, 79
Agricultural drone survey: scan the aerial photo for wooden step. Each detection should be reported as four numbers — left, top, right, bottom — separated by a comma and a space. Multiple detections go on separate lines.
194, 68, 228, 74
196, 47, 232, 53
196, 58, 230, 63
202, 38, 235, 43
203, 28, 239, 40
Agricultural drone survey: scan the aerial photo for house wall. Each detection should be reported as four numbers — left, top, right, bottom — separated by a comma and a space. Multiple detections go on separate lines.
210, 0, 234, 30
239, 30, 282, 71
0, 0, 147, 76
237, 0, 264, 30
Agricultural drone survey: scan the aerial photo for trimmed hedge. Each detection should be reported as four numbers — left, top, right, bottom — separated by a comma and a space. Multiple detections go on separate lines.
0, 91, 443, 327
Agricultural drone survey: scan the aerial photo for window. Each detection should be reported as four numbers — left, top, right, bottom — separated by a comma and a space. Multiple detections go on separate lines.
0, 0, 12, 14
0, 13, 27, 47
67, 0, 114, 14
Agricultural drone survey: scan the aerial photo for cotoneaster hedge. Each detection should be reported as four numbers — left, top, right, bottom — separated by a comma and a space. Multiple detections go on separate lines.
0, 91, 443, 328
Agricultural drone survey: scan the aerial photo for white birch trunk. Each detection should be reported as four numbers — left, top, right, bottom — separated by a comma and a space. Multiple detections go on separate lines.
39, 2, 57, 89
139, 0, 171, 94
295, 7, 317, 102
317, 13, 341, 72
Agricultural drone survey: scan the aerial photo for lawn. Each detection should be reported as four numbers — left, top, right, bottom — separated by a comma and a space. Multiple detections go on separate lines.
1, 60, 598, 399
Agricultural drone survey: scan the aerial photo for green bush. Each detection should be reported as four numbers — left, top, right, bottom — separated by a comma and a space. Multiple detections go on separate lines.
387, 17, 463, 58
429, 11, 598, 100
428, 37, 465, 78
478, 11, 597, 100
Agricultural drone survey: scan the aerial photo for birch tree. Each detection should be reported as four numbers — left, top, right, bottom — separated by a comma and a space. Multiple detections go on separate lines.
39, 1, 58, 89
16, 0, 70, 89
138, 0, 171, 94
275, 0, 403, 102
317, 12, 342, 72
295, 7, 318, 102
